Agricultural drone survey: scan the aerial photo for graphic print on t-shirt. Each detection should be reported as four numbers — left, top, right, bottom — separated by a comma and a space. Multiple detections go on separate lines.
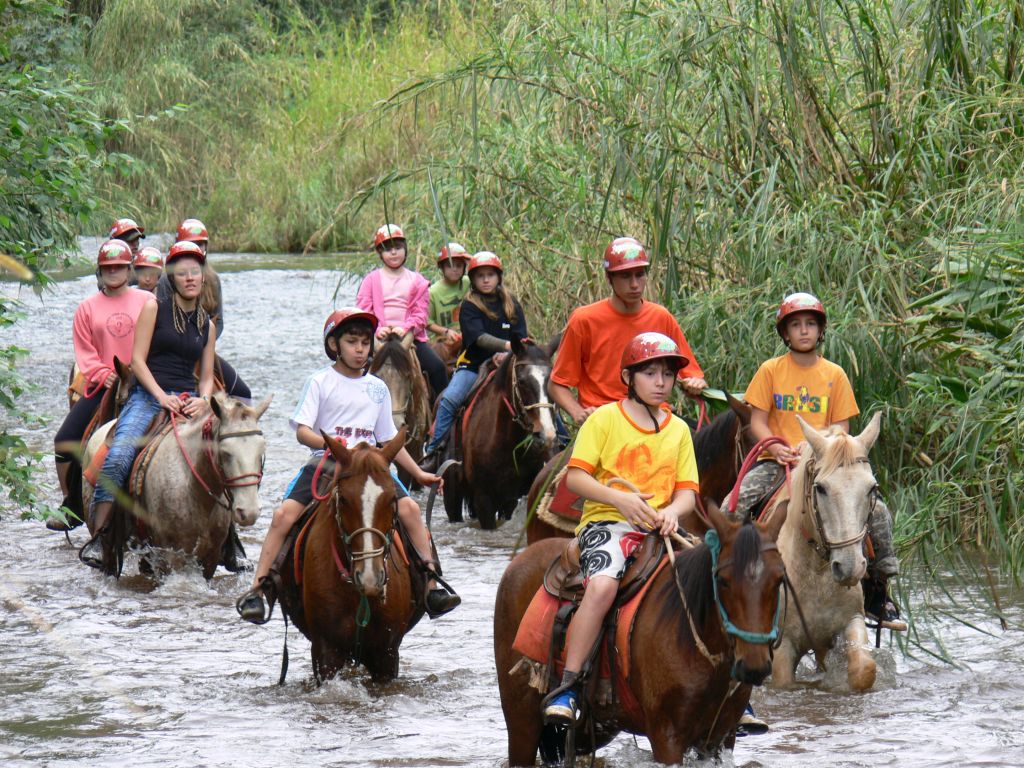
773, 381, 832, 414
106, 312, 134, 338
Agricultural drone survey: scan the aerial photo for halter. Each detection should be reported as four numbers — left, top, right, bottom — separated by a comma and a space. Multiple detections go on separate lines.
170, 412, 265, 510
801, 456, 874, 562
705, 528, 784, 646
505, 359, 556, 432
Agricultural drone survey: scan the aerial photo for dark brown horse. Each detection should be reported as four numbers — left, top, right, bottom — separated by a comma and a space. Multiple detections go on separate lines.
525, 393, 754, 542
442, 338, 559, 529
495, 502, 788, 766
369, 332, 431, 468
275, 428, 429, 681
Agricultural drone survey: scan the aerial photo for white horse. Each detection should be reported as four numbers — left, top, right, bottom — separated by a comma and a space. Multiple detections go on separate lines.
83, 392, 271, 579
766, 413, 883, 691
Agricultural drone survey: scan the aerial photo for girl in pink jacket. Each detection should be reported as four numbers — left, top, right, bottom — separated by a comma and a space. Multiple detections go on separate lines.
356, 223, 449, 396
49, 239, 154, 530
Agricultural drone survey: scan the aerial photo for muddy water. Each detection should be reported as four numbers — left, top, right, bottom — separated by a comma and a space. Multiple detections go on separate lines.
2, 257, 1022, 767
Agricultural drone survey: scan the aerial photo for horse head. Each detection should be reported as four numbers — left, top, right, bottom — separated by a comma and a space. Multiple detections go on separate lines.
794, 412, 882, 586
369, 333, 428, 436
208, 392, 271, 526
323, 427, 407, 598
705, 499, 788, 685
507, 337, 558, 450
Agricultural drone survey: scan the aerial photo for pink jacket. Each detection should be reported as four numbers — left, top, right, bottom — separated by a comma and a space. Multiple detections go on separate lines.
72, 288, 154, 388
356, 268, 431, 343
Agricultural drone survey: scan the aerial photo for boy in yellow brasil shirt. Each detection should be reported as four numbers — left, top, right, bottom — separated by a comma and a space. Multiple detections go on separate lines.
543, 332, 699, 725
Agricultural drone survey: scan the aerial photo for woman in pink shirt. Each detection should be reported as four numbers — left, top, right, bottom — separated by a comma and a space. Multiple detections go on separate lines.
48, 239, 154, 530
356, 223, 449, 396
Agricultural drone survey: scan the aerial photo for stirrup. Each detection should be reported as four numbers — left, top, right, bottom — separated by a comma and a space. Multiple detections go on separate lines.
235, 585, 271, 625
78, 528, 107, 570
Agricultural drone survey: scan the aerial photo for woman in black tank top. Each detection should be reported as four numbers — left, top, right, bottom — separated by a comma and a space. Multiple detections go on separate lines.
83, 240, 217, 570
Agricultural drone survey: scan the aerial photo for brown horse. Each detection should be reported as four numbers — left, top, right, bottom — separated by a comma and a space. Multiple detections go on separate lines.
525, 393, 755, 543
429, 333, 461, 374
495, 502, 789, 765
442, 338, 559, 529
369, 332, 431, 466
274, 428, 429, 681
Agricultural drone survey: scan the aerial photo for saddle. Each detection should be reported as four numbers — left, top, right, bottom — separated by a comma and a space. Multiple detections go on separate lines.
511, 535, 672, 721
533, 452, 583, 534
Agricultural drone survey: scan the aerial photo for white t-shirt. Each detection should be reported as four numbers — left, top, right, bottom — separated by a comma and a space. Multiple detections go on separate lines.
289, 367, 398, 454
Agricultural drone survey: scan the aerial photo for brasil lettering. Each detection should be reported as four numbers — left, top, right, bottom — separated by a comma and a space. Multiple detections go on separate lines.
773, 392, 829, 414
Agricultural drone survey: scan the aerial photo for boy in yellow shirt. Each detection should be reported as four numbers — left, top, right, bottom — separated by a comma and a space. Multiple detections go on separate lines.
543, 332, 699, 724
736, 292, 900, 623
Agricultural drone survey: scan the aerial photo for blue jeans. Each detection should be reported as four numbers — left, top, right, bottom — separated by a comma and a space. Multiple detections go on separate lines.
92, 386, 163, 505
425, 368, 477, 453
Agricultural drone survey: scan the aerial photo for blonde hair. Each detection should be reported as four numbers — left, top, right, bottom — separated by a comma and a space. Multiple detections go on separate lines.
166, 260, 211, 335
466, 280, 518, 323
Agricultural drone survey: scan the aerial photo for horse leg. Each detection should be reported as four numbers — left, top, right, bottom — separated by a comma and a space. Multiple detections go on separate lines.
647, 720, 687, 765
843, 616, 876, 691
472, 486, 497, 530
311, 637, 348, 684
770, 639, 800, 687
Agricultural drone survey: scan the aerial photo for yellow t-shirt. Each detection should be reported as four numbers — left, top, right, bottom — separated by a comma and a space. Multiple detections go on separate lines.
567, 401, 700, 534
744, 353, 860, 454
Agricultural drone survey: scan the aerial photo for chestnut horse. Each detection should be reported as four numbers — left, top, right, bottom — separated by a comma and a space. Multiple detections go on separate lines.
764, 413, 884, 692
495, 502, 789, 765
525, 393, 755, 543
369, 332, 431, 465
443, 338, 559, 529
82, 392, 270, 578
274, 428, 428, 681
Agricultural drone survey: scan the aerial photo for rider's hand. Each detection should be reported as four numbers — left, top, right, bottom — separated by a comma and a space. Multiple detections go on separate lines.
416, 469, 442, 486
376, 326, 391, 340
493, 351, 510, 366
615, 490, 657, 530
182, 395, 210, 418
103, 371, 119, 389
572, 406, 597, 424
680, 377, 707, 396
769, 443, 800, 466
159, 393, 184, 414
651, 508, 679, 536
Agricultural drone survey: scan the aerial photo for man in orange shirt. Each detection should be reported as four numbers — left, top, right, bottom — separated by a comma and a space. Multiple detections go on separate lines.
549, 237, 706, 424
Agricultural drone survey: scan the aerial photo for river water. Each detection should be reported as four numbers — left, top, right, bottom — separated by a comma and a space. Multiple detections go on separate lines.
2, 256, 1022, 767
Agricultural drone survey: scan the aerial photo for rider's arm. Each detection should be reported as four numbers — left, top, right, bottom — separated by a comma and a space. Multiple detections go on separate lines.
475, 333, 509, 353
131, 301, 183, 413
565, 467, 657, 530
394, 446, 439, 487
549, 381, 591, 424
196, 326, 216, 398
295, 424, 324, 451
750, 407, 798, 464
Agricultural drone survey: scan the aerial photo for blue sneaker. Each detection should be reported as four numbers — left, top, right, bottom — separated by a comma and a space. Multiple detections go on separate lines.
544, 688, 579, 725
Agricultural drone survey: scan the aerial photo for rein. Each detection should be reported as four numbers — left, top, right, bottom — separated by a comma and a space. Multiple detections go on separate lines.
726, 436, 792, 517
505, 359, 555, 432
169, 411, 264, 509
705, 529, 784, 646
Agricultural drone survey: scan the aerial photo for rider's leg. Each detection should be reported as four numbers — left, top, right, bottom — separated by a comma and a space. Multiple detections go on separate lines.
81, 387, 161, 567
421, 367, 477, 467
251, 498, 305, 588
50, 389, 104, 530
867, 498, 899, 577
733, 460, 785, 520
396, 492, 460, 617
413, 339, 449, 395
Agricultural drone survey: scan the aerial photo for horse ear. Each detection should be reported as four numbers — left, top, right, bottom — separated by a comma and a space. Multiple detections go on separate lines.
399, 331, 415, 350
253, 394, 273, 420
760, 499, 789, 541
510, 336, 527, 356
114, 356, 131, 380
323, 431, 352, 467
209, 392, 224, 419
797, 415, 828, 456
704, 497, 737, 536
380, 426, 408, 463
856, 412, 882, 454
727, 392, 752, 425
545, 331, 563, 358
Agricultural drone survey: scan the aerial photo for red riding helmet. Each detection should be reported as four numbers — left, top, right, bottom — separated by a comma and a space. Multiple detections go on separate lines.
323, 307, 379, 360
468, 251, 503, 274
166, 240, 206, 266
775, 292, 827, 337
373, 223, 406, 249
132, 246, 164, 269
177, 218, 209, 244
437, 242, 469, 265
621, 332, 689, 372
109, 218, 144, 241
603, 237, 650, 273
97, 239, 133, 268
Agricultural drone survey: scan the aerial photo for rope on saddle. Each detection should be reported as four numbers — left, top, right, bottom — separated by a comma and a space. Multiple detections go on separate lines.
725, 436, 793, 518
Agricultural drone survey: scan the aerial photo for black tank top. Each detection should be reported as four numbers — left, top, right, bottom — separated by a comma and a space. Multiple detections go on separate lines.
146, 298, 211, 393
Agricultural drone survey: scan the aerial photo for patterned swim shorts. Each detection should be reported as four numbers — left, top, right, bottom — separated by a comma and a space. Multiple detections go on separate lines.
578, 521, 646, 584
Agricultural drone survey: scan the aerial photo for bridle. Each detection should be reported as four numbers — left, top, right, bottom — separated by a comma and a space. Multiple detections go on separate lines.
506, 359, 556, 432
170, 412, 265, 510
801, 456, 874, 562
706, 528, 785, 649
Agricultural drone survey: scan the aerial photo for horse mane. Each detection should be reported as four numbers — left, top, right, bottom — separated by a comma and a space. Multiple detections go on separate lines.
656, 543, 714, 647
693, 409, 737, 475
657, 524, 765, 648
787, 428, 868, 514
370, 335, 430, 426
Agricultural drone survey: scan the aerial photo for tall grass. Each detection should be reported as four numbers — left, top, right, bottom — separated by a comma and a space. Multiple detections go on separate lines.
80, 0, 1024, 578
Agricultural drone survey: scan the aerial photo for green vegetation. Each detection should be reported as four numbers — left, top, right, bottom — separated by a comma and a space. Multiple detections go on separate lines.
2, 1, 1021, 589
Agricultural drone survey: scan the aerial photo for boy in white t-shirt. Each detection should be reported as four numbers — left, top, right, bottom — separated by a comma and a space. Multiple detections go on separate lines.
236, 308, 459, 623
